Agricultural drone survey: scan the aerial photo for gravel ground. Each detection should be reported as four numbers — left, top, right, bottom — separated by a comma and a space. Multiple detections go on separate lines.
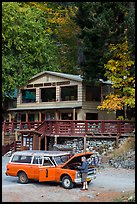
2, 156, 135, 202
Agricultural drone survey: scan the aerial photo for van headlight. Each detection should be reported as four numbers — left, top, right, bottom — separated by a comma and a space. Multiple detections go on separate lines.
76, 171, 81, 178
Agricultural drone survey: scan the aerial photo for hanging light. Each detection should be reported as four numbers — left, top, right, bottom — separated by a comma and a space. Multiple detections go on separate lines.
68, 113, 72, 117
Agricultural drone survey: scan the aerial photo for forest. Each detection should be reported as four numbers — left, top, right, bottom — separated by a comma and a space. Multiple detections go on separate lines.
2, 2, 135, 118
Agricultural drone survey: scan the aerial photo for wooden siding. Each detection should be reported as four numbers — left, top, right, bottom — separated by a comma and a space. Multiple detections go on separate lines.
16, 73, 83, 107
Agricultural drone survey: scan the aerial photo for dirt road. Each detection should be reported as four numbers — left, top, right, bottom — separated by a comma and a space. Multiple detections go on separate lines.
2, 156, 135, 202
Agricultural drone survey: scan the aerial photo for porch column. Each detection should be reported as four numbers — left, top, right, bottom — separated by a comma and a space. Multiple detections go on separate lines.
26, 112, 28, 122
73, 108, 75, 120
38, 136, 41, 150
55, 110, 58, 120
8, 113, 12, 122
33, 134, 39, 150
39, 112, 42, 122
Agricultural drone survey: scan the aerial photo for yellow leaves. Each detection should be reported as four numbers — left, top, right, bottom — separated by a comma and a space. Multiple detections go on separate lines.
102, 36, 135, 111
97, 94, 124, 111
45, 27, 52, 34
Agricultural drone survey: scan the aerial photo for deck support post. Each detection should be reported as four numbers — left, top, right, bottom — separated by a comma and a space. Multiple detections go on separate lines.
84, 135, 87, 152
45, 135, 47, 150
54, 135, 58, 145
115, 136, 119, 148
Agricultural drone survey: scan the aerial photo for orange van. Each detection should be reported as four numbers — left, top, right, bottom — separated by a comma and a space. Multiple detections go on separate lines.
5, 150, 96, 189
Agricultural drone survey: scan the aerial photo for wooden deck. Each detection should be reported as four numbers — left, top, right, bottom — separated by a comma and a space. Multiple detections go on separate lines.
2, 120, 135, 154
2, 120, 135, 138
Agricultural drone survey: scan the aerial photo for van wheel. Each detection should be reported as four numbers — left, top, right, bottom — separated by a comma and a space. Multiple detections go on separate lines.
62, 176, 74, 189
18, 172, 28, 184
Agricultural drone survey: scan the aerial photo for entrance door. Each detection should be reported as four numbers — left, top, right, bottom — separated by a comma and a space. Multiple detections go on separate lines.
41, 137, 45, 150
39, 157, 55, 182
62, 113, 73, 120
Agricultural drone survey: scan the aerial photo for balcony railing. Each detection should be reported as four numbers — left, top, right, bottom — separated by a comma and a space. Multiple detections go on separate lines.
2, 120, 135, 137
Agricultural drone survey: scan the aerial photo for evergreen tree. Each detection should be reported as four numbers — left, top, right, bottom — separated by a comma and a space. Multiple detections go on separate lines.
75, 2, 135, 83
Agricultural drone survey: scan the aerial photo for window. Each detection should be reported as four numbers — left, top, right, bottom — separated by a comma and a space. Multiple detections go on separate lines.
33, 156, 43, 164
43, 157, 54, 166
86, 86, 101, 101
28, 113, 35, 122
20, 114, 26, 122
61, 86, 77, 101
11, 155, 32, 163
34, 83, 43, 87
22, 89, 36, 103
41, 87, 56, 102
54, 155, 70, 165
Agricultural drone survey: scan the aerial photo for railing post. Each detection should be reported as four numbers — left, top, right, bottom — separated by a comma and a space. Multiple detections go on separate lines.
117, 121, 122, 136
85, 121, 88, 134
55, 120, 59, 135
70, 120, 74, 135
19, 122, 22, 130
101, 121, 105, 133
15, 130, 18, 141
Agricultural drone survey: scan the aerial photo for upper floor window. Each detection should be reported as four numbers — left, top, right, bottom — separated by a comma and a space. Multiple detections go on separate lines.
21, 89, 36, 103
41, 87, 56, 102
102, 85, 114, 100
61, 86, 77, 101
86, 86, 101, 101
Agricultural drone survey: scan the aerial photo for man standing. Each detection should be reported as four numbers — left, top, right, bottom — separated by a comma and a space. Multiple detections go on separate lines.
79, 156, 88, 190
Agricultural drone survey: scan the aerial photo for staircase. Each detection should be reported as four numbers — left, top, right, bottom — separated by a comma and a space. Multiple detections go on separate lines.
2, 140, 21, 155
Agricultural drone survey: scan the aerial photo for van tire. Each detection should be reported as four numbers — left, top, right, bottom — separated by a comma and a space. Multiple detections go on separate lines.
18, 172, 28, 184
62, 175, 74, 189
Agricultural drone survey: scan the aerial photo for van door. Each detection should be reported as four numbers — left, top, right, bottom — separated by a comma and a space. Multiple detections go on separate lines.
39, 157, 55, 182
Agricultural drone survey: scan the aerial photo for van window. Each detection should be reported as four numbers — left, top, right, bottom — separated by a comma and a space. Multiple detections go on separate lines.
33, 156, 43, 164
54, 155, 70, 165
11, 155, 32, 163
43, 158, 54, 166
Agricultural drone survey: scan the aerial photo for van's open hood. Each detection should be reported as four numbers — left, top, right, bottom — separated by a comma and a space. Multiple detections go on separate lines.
59, 151, 94, 168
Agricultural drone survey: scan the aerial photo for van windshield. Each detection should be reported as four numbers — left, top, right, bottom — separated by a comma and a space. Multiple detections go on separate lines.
54, 155, 71, 165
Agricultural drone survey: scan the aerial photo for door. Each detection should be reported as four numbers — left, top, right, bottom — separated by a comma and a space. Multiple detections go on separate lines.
39, 157, 55, 182
29, 156, 43, 180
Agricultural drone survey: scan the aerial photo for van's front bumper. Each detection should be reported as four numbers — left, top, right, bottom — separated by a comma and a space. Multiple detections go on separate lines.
74, 174, 96, 184
74, 168, 96, 184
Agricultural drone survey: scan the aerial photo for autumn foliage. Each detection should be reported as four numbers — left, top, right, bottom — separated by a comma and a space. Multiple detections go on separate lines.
98, 37, 135, 112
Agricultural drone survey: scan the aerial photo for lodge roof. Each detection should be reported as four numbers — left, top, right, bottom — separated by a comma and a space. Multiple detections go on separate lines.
30, 71, 83, 82
8, 105, 82, 111
30, 71, 113, 84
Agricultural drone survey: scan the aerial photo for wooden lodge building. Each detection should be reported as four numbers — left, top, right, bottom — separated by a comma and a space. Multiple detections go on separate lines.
2, 71, 135, 152
7, 71, 115, 122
